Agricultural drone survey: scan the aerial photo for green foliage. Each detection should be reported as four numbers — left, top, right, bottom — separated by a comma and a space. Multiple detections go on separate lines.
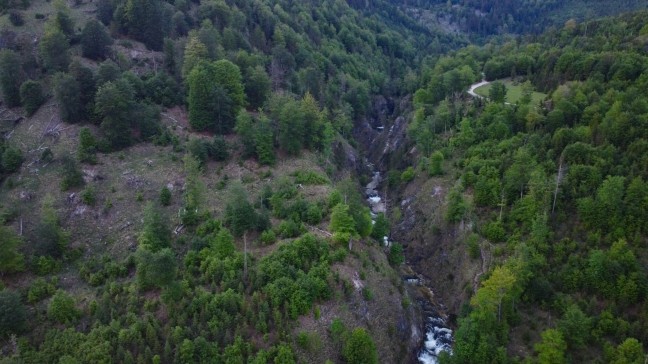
329, 203, 357, 243
388, 243, 404, 266
159, 186, 172, 206
39, 28, 70, 72
33, 195, 69, 257
371, 213, 390, 241
224, 183, 258, 237
260, 230, 276, 245
95, 80, 133, 150
0, 290, 26, 337
0, 50, 22, 107
47, 290, 79, 324
1, 147, 23, 173
488, 82, 507, 103
181, 155, 205, 226
558, 304, 591, 349
343, 328, 378, 364
19, 80, 44, 115
611, 338, 644, 364
80, 186, 96, 206
115, 0, 170, 50
293, 170, 329, 185
0, 226, 24, 274
136, 248, 176, 290
138, 202, 171, 252
78, 128, 97, 164
27, 278, 56, 303
446, 188, 468, 223
81, 19, 113, 60
188, 60, 245, 133
401, 167, 416, 183
60, 155, 84, 191
182, 34, 208, 79
534, 329, 567, 364
244, 66, 270, 110
429, 151, 444, 176
53, 73, 84, 124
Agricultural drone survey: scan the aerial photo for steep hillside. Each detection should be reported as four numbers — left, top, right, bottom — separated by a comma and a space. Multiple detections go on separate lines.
400, 0, 648, 38
0, 0, 462, 362
380, 11, 648, 363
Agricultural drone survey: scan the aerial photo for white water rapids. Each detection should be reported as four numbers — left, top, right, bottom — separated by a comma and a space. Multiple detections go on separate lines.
364, 164, 453, 363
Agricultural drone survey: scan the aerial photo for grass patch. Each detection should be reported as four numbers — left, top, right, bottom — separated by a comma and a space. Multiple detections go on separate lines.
475, 79, 546, 105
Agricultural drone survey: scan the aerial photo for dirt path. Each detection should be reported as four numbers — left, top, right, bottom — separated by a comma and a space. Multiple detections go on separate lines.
467, 80, 490, 98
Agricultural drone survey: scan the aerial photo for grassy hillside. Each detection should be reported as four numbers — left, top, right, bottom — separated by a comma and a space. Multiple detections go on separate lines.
474, 79, 546, 105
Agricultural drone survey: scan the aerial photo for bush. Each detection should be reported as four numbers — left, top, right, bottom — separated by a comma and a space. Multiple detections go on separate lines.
0, 290, 26, 337
260, 230, 276, 245
388, 243, 404, 266
81, 186, 96, 206
1, 147, 23, 173
159, 186, 172, 206
8, 11, 24, 26
401, 167, 416, 183
210, 136, 229, 161
47, 290, 79, 324
276, 220, 302, 238
78, 127, 97, 164
429, 151, 444, 176
60, 155, 84, 190
27, 278, 56, 303
20, 80, 44, 115
343, 328, 378, 364
293, 170, 329, 185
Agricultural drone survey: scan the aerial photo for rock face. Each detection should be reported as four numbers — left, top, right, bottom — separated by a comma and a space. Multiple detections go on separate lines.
353, 95, 411, 170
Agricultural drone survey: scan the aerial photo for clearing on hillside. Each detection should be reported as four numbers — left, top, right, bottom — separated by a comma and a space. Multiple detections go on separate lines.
474, 79, 546, 105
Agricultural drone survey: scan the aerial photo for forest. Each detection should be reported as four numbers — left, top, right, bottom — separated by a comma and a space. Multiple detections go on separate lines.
408, 10, 648, 363
0, 0, 647, 363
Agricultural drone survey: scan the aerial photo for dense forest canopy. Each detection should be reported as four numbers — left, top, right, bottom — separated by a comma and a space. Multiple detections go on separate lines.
408, 10, 648, 363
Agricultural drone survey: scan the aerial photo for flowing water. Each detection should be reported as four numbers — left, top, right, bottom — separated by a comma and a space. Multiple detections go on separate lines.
364, 163, 453, 364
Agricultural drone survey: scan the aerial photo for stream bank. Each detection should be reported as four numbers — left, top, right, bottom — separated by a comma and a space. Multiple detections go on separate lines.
364, 165, 453, 364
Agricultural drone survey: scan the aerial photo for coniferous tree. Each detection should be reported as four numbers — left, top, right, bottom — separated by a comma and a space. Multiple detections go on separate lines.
81, 20, 113, 60
95, 80, 133, 150
53, 73, 83, 123
0, 226, 24, 274
39, 28, 70, 72
187, 60, 244, 133
0, 290, 26, 337
19, 80, 44, 115
138, 202, 171, 252
0, 50, 22, 107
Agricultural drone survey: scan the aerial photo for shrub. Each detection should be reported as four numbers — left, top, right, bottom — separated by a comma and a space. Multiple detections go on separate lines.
388, 243, 404, 266
0, 290, 26, 337
260, 230, 276, 245
1, 147, 23, 173
8, 11, 24, 26
401, 167, 416, 183
60, 155, 84, 191
47, 291, 79, 324
27, 278, 56, 303
159, 186, 172, 206
429, 151, 444, 176
20, 80, 44, 115
78, 127, 97, 164
343, 328, 378, 364
276, 220, 302, 238
210, 136, 229, 161
294, 170, 329, 185
81, 186, 96, 206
